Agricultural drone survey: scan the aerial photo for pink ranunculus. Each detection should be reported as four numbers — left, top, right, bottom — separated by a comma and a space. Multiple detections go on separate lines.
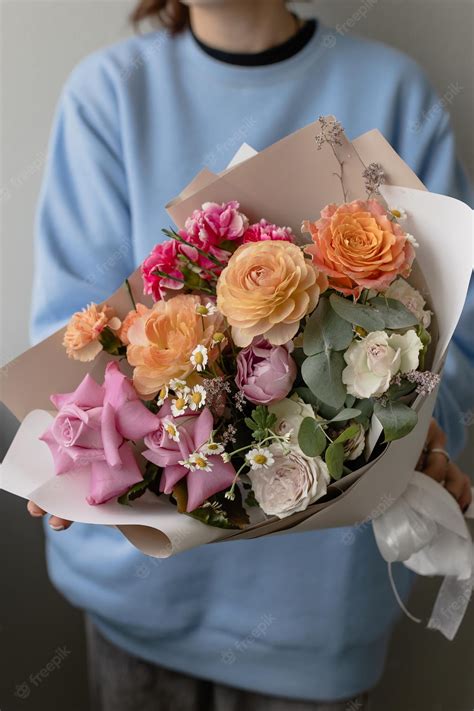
183, 201, 249, 249
243, 219, 295, 244
41, 362, 160, 505
235, 338, 297, 405
143, 406, 236, 512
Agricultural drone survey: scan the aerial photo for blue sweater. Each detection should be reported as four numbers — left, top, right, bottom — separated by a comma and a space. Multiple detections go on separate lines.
31, 23, 474, 702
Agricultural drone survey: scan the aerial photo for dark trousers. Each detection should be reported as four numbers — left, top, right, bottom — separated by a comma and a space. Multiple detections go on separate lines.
86, 618, 370, 711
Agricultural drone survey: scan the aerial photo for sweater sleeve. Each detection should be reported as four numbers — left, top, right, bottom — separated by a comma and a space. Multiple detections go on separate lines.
395, 66, 474, 458
30, 65, 134, 344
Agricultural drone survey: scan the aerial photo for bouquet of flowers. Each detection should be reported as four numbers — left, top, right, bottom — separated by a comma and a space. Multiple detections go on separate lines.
46, 186, 437, 531
1, 117, 472, 560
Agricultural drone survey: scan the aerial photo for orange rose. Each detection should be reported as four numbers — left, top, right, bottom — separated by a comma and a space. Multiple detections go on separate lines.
126, 294, 225, 396
63, 303, 120, 362
303, 200, 415, 297
216, 241, 327, 347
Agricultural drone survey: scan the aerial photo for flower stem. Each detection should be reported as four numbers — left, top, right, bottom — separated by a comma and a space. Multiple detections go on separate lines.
124, 279, 137, 310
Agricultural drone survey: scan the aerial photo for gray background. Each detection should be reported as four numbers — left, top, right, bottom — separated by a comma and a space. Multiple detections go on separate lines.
0, 1, 473, 709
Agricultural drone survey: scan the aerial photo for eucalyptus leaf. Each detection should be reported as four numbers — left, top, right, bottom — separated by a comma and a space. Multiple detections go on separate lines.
303, 298, 353, 355
329, 293, 385, 332
329, 408, 362, 423
369, 296, 419, 329
334, 424, 361, 444
345, 394, 356, 408
353, 399, 374, 427
374, 400, 418, 442
325, 442, 345, 479
301, 350, 346, 410
294, 387, 339, 420
298, 418, 326, 457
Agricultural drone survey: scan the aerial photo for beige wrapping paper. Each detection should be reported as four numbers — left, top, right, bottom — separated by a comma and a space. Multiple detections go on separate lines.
1, 119, 472, 557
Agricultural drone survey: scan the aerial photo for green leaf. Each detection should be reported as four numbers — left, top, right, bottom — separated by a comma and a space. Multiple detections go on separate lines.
118, 463, 161, 506
329, 293, 385, 332
353, 399, 374, 427
417, 325, 431, 370
325, 442, 345, 479
303, 298, 353, 355
329, 408, 362, 423
374, 400, 418, 442
334, 424, 361, 444
345, 394, 356, 408
189, 488, 250, 530
369, 296, 419, 329
385, 379, 417, 401
301, 350, 347, 410
298, 417, 326, 457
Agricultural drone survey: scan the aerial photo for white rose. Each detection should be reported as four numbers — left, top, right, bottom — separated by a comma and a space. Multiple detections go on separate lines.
248, 444, 330, 519
268, 394, 319, 453
342, 330, 424, 399
385, 278, 431, 328
388, 329, 423, 374
342, 331, 401, 399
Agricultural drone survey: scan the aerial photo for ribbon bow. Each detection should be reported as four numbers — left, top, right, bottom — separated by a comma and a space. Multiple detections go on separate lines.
372, 471, 474, 640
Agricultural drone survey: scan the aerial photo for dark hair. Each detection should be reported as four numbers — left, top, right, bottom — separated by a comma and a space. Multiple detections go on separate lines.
131, 1, 190, 33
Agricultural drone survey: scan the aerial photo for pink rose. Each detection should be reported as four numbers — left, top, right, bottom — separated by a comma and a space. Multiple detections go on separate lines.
235, 338, 297, 405
243, 219, 295, 244
41, 362, 160, 505
183, 201, 248, 249
143, 405, 236, 512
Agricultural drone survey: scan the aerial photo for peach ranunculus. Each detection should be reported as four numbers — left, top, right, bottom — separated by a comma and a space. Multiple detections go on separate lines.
216, 241, 328, 347
302, 200, 415, 298
119, 303, 153, 345
63, 303, 121, 362
126, 294, 225, 396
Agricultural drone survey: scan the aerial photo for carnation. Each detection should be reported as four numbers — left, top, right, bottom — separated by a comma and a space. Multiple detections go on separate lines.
243, 219, 295, 244
183, 201, 248, 249
248, 444, 330, 519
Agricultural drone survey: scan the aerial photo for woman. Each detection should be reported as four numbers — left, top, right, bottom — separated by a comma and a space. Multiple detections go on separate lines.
28, 1, 474, 709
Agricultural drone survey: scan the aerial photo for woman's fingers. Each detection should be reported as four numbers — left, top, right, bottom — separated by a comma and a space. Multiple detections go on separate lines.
27, 500, 46, 517
27, 500, 73, 531
418, 419, 449, 482
445, 463, 473, 512
422, 449, 450, 482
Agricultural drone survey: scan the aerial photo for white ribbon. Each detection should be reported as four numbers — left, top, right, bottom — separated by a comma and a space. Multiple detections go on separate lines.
372, 471, 474, 640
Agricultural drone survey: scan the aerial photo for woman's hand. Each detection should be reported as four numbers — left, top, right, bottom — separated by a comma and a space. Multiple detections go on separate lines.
27, 501, 73, 531
417, 418, 472, 512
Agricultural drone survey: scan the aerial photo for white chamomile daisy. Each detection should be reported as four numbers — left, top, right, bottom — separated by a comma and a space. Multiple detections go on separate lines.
190, 345, 208, 372
169, 378, 187, 392
221, 452, 231, 463
157, 385, 169, 406
171, 391, 189, 417
201, 441, 224, 457
389, 206, 407, 221
246, 447, 275, 470
189, 384, 207, 411
405, 232, 419, 248
163, 418, 180, 442
195, 302, 217, 317
187, 452, 213, 472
